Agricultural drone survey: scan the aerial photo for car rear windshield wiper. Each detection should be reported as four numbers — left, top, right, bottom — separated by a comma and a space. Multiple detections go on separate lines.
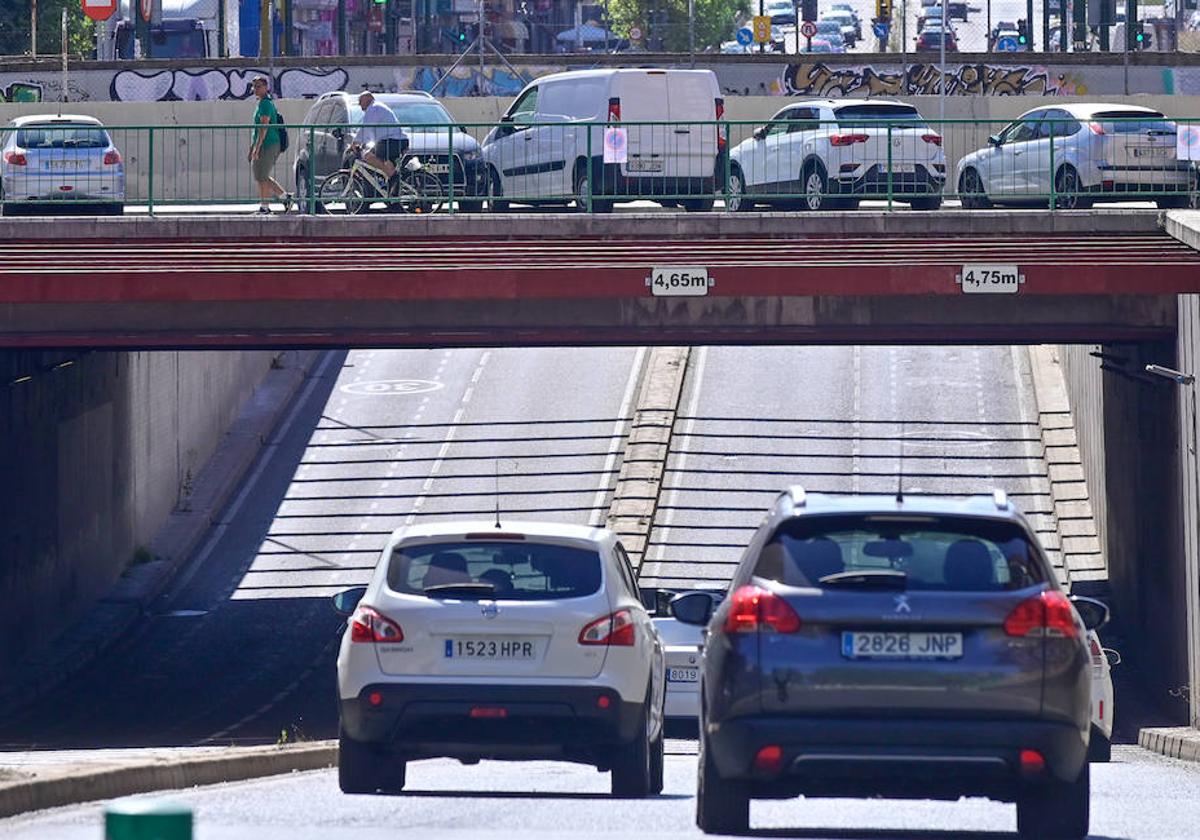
423, 582, 497, 598
818, 570, 908, 590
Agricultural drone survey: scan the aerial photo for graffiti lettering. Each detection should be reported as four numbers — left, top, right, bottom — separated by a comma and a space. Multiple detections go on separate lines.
108, 68, 349, 101
783, 62, 1060, 97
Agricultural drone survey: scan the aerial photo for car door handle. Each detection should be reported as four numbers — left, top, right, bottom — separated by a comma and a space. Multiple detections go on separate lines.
1012, 149, 1024, 155
523, 134, 534, 141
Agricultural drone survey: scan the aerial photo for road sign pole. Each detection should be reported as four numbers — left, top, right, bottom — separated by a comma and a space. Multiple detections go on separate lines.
759, 0, 765, 53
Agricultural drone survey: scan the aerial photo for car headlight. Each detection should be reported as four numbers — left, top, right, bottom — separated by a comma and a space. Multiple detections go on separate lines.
460, 149, 481, 161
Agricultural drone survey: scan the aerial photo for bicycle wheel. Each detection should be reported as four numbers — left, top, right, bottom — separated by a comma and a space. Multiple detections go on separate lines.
318, 170, 368, 215
398, 170, 443, 215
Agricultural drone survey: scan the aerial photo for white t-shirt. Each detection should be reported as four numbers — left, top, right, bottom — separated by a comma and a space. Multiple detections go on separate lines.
357, 101, 406, 145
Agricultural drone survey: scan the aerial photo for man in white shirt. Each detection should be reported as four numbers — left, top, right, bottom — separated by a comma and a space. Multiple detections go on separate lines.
354, 91, 408, 180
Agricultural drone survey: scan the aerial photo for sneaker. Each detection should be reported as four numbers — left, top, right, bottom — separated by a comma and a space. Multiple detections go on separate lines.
282, 192, 294, 213
256, 206, 271, 215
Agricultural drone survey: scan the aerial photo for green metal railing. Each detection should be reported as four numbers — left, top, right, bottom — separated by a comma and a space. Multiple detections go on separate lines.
0, 117, 1197, 215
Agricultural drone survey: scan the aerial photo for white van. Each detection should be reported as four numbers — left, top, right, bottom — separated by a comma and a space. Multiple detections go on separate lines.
480, 68, 724, 212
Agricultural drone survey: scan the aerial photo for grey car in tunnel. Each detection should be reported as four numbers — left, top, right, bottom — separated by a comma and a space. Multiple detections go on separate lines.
673, 486, 1108, 838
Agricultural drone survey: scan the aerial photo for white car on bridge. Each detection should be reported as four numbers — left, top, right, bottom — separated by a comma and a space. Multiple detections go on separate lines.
333, 520, 666, 797
726, 99, 946, 212
956, 103, 1193, 210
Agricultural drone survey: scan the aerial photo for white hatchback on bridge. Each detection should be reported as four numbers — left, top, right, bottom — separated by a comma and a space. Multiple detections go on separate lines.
332, 520, 666, 797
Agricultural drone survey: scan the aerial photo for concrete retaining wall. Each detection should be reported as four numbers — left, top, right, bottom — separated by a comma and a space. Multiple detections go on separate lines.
0, 350, 274, 679
1, 95, 1197, 203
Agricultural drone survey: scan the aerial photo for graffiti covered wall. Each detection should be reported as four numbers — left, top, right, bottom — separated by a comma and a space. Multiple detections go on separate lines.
2, 59, 1199, 102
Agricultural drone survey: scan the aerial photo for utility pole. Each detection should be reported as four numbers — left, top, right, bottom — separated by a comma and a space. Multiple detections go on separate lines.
261, 0, 272, 57
688, 0, 695, 64
759, 0, 765, 53
31, 0, 38, 57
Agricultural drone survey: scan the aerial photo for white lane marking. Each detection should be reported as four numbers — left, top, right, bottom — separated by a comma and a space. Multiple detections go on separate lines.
590, 347, 648, 527
651, 345, 707, 566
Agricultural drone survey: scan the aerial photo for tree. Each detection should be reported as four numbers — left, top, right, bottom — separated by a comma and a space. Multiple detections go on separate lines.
605, 0, 750, 51
1, 0, 97, 58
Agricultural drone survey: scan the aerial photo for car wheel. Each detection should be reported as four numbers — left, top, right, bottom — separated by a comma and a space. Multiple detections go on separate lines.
574, 166, 613, 214
1054, 165, 1092, 209
696, 731, 749, 834
458, 199, 484, 212
909, 195, 943, 211
1157, 195, 1191, 209
681, 197, 714, 212
339, 729, 386, 794
611, 698, 653, 797
959, 168, 991, 210
1088, 726, 1112, 763
295, 168, 311, 213
726, 165, 752, 212
485, 167, 509, 213
1016, 761, 1089, 839
649, 721, 665, 795
802, 163, 828, 211
104, 203, 125, 216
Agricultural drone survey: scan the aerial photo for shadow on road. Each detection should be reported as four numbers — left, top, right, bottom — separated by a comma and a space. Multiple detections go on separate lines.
394, 790, 691, 801
745, 830, 1128, 840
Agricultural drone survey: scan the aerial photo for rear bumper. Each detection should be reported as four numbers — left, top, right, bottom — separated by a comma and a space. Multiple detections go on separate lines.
833, 163, 945, 197
2, 172, 125, 202
340, 682, 642, 764
596, 161, 716, 200
707, 716, 1087, 800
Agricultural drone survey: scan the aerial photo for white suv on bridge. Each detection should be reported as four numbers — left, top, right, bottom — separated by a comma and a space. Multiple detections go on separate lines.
727, 99, 946, 211
333, 520, 666, 797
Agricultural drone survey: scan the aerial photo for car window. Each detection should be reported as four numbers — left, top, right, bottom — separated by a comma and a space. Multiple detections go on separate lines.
387, 102, 453, 126
789, 107, 821, 131
1001, 116, 1041, 144
507, 86, 539, 125
765, 108, 796, 136
835, 104, 926, 129
1091, 110, 1175, 134
387, 540, 602, 600
538, 79, 606, 119
1040, 108, 1081, 138
613, 542, 640, 598
15, 124, 110, 149
753, 515, 1048, 592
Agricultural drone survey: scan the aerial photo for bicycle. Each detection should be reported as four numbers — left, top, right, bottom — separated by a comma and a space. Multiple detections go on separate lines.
317, 145, 443, 215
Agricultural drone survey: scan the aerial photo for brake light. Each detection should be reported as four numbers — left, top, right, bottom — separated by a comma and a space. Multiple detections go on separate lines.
1019, 749, 1046, 776
753, 745, 784, 774
579, 609, 635, 646
716, 97, 726, 151
349, 605, 404, 643
715, 97, 725, 121
465, 532, 525, 540
607, 97, 621, 122
103, 149, 122, 165
1003, 591, 1078, 639
921, 133, 943, 146
470, 706, 508, 719
829, 133, 869, 147
3, 151, 26, 166
1088, 121, 1106, 136
723, 585, 801, 634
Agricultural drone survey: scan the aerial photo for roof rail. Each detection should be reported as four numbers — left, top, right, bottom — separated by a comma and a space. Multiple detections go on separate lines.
992, 489, 1009, 510
400, 90, 436, 98
788, 485, 807, 509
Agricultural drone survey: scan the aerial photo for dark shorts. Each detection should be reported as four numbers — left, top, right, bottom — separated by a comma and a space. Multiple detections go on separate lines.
375, 137, 406, 164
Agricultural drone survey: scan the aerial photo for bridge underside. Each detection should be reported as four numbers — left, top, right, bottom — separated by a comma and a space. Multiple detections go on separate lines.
0, 213, 1196, 349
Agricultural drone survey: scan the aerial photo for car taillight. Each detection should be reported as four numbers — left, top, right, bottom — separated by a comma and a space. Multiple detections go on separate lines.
1088, 121, 1106, 136
723, 585, 801, 634
3, 151, 26, 166
607, 97, 621, 122
579, 609, 635, 646
349, 605, 404, 643
829, 133, 869, 147
921, 133, 943, 146
103, 149, 122, 165
716, 97, 726, 150
1003, 591, 1078, 639
715, 97, 724, 121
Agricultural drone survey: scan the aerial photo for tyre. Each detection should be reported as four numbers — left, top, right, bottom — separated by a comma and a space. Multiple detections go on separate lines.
1157, 195, 1191, 209
399, 170, 443, 215
1016, 761, 1089, 839
909, 195, 943, 211
611, 699, 653, 798
649, 724, 665, 795
318, 171, 366, 215
696, 732, 749, 834
485, 167, 508, 213
574, 166, 613, 214
294, 167, 312, 213
1088, 726, 1112, 763
1054, 165, 1093, 209
726, 165, 753, 212
801, 162, 829, 211
458, 199, 484, 213
681, 197, 715, 212
103, 203, 125, 216
959, 168, 991, 209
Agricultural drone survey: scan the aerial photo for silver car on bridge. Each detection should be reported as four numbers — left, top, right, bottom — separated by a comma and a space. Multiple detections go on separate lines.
0, 114, 125, 215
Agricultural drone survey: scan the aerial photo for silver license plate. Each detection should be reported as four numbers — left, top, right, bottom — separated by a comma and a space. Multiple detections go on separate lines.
424, 163, 451, 173
1133, 147, 1169, 158
626, 158, 663, 172
46, 160, 84, 169
842, 631, 963, 659
668, 667, 699, 683
444, 637, 537, 659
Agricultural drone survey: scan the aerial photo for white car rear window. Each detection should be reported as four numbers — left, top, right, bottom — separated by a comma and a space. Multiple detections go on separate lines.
388, 541, 602, 600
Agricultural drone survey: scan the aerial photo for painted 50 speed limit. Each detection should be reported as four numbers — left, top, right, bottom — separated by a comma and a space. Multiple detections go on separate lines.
646, 266, 713, 297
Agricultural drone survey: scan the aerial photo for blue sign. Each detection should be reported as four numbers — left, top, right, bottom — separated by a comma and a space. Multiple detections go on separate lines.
872, 21, 890, 39
996, 36, 1019, 51
736, 26, 754, 45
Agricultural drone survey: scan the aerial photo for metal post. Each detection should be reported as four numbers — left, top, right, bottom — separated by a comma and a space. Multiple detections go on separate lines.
60, 9, 68, 107
261, 0, 272, 57
759, 0, 765, 53
723, 122, 731, 209
307, 125, 316, 214
31, 0, 37, 57
1026, 0, 1034, 49
887, 123, 894, 211
901, 0, 908, 83
1048, 130, 1056, 210
147, 126, 155, 217
688, 0, 695, 66
282, 0, 292, 55
447, 124, 455, 213
586, 124, 593, 213
938, 1, 946, 126
338, 0, 346, 55
1043, 0, 1049, 52
987, 0, 991, 48
218, 0, 226, 56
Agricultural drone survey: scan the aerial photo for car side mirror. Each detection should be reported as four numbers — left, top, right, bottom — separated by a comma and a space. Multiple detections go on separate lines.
1070, 595, 1110, 631
331, 585, 367, 616
988, 133, 1002, 147
753, 126, 768, 141
671, 591, 716, 626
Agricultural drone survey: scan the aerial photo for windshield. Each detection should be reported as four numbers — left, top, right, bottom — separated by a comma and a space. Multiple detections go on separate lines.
1091, 111, 1174, 133
387, 541, 603, 600
387, 102, 454, 127
15, 124, 110, 149
753, 515, 1047, 592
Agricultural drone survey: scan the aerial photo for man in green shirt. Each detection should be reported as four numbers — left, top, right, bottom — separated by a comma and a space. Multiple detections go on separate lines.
248, 76, 292, 214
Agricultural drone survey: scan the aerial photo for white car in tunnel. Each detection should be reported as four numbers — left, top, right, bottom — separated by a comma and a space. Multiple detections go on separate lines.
333, 520, 666, 797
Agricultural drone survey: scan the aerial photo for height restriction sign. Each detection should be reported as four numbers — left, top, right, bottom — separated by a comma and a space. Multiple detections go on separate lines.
82, 0, 117, 20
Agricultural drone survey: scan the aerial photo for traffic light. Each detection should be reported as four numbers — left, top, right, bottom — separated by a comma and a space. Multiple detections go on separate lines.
876, 0, 892, 17
1133, 22, 1148, 48
1016, 18, 1028, 44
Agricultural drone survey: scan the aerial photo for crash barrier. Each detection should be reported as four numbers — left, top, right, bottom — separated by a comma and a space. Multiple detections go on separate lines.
1, 117, 1197, 213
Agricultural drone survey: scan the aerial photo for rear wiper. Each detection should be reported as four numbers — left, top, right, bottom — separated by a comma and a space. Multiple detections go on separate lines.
423, 582, 496, 598
818, 570, 908, 590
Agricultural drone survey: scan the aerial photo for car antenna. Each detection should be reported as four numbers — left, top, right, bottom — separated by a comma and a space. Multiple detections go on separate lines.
493, 459, 502, 529
896, 420, 905, 503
